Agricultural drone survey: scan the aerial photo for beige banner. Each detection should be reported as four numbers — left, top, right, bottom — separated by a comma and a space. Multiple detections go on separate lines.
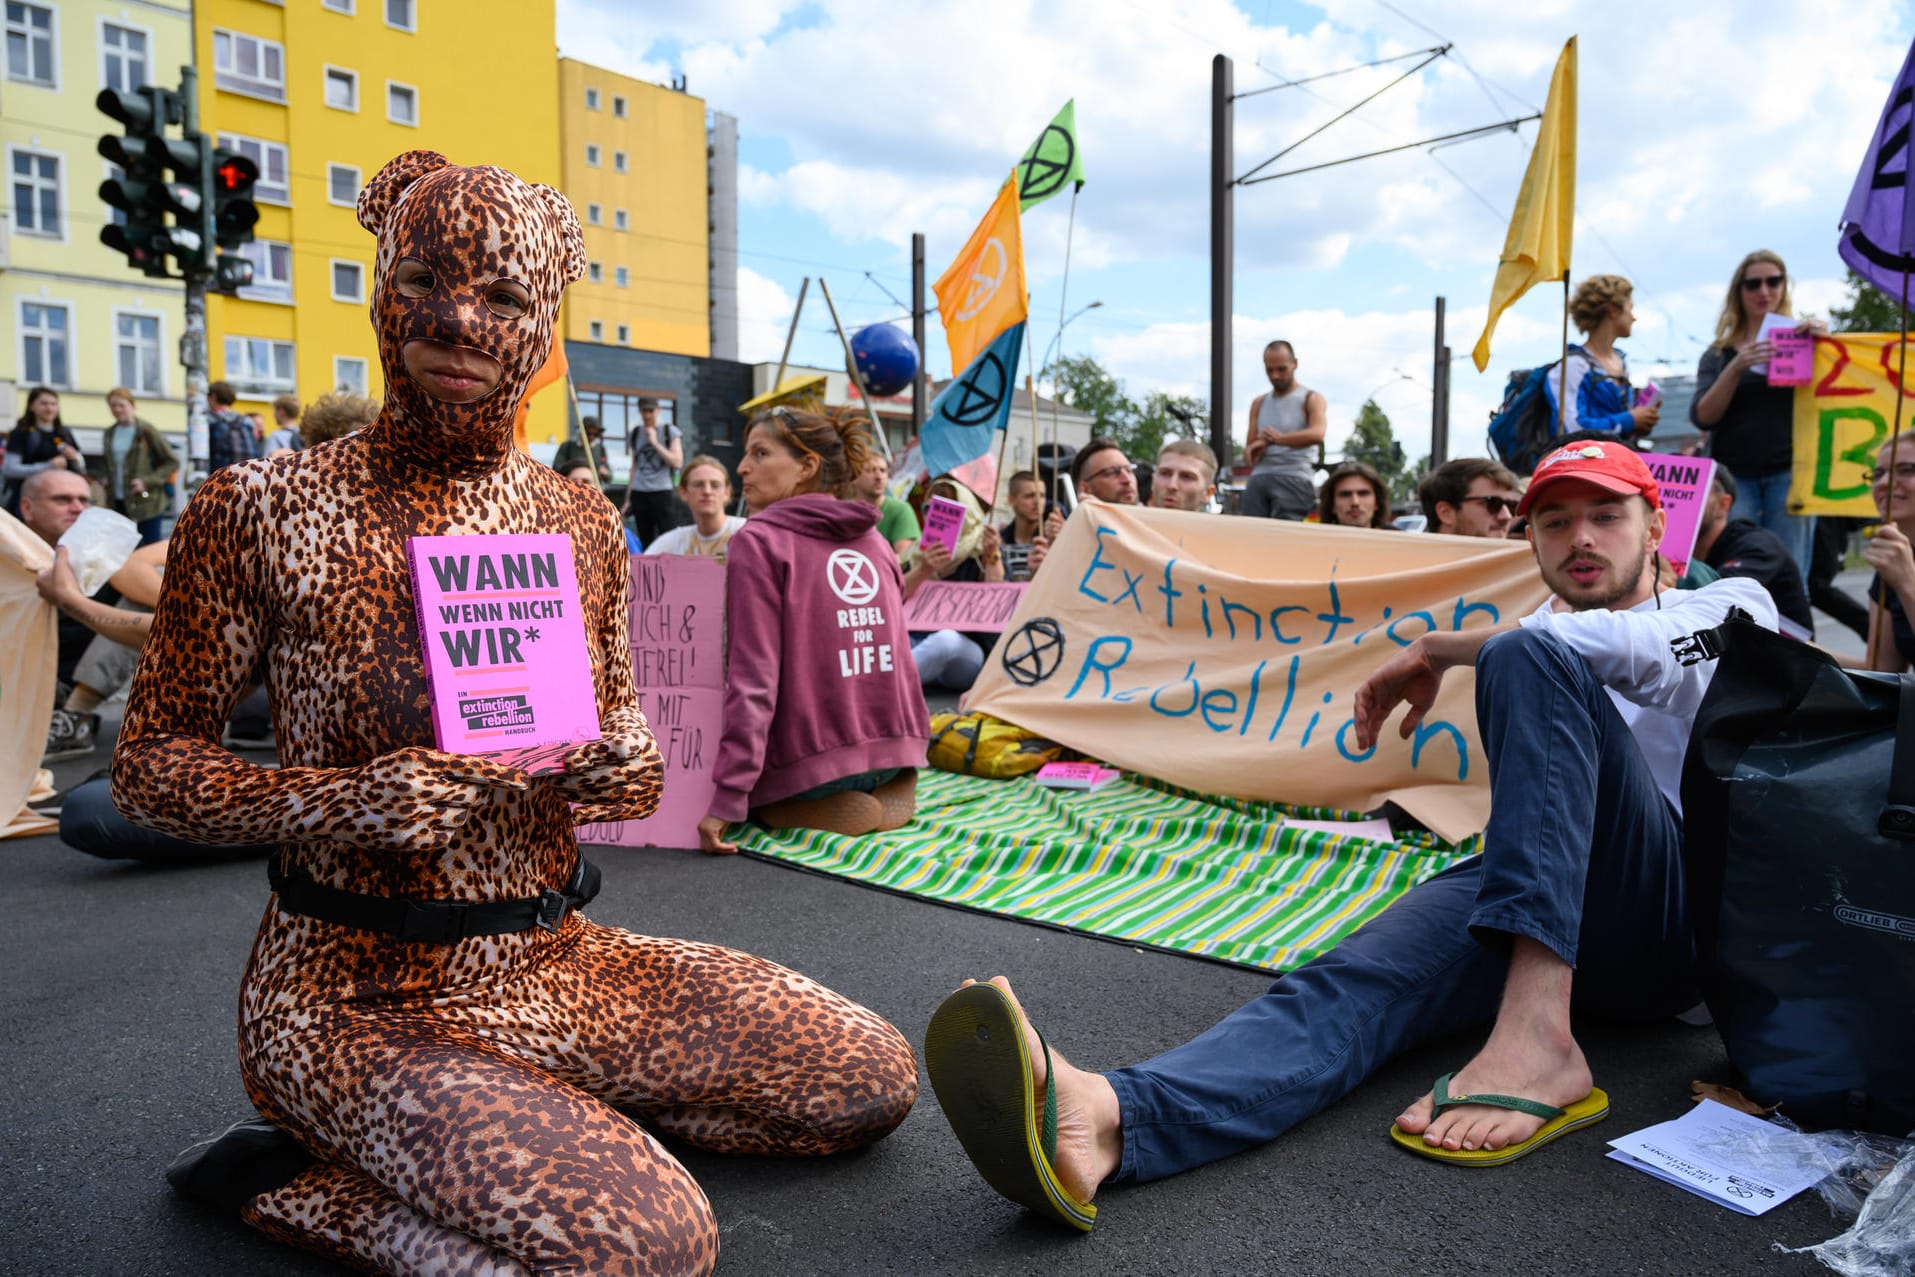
1, 511, 58, 838
968, 504, 1552, 842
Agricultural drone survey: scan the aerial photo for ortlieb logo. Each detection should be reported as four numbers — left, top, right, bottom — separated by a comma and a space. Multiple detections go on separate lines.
1834, 906, 1915, 941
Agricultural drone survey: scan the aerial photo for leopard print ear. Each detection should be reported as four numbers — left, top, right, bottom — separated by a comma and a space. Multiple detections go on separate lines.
532, 185, 587, 286
357, 150, 452, 236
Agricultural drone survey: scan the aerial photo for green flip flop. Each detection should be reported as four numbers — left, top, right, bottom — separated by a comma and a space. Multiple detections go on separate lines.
924, 984, 1098, 1231
1389, 1071, 1611, 1167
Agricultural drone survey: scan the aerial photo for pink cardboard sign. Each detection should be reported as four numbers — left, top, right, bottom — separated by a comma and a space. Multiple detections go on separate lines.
1768, 329, 1814, 386
1640, 452, 1717, 574
903, 580, 1029, 633
579, 554, 726, 848
407, 533, 601, 773
919, 495, 968, 558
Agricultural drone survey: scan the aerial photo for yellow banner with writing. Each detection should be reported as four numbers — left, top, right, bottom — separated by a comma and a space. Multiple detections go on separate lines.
1790, 332, 1915, 516
967, 505, 1551, 843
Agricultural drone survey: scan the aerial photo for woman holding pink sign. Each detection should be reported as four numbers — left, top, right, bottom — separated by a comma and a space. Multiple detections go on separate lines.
902, 477, 1005, 692
1690, 250, 1825, 584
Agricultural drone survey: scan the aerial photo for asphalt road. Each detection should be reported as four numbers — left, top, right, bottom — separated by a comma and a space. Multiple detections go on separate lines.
4, 707, 1854, 1277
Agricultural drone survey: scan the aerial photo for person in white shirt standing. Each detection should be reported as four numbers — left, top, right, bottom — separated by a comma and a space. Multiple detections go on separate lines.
924, 441, 1778, 1230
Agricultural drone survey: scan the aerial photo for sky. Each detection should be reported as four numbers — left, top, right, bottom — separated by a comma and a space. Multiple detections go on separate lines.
555, 0, 1915, 462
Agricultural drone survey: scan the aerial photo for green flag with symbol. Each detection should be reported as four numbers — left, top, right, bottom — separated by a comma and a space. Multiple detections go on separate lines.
1015, 99, 1085, 211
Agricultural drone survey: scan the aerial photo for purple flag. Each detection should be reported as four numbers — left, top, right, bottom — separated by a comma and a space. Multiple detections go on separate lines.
1839, 38, 1915, 297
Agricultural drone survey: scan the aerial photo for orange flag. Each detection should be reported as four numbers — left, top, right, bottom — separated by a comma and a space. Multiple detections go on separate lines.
933, 171, 1029, 373
512, 340, 569, 453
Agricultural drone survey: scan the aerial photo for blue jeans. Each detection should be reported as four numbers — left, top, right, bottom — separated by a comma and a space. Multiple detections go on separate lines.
1731, 469, 1812, 590
1103, 627, 1692, 1183
61, 776, 273, 864
911, 630, 985, 692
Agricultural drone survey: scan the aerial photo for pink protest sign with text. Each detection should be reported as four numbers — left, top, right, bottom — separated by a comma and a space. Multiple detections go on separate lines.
919, 496, 968, 557
903, 580, 1029, 632
407, 533, 600, 772
1640, 452, 1717, 573
580, 553, 726, 848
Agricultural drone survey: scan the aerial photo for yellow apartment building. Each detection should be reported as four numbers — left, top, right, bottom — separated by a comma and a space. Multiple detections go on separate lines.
194, 0, 561, 429
3, 0, 195, 440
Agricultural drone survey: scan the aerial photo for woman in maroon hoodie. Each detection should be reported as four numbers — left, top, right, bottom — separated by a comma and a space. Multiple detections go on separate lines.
698, 407, 931, 853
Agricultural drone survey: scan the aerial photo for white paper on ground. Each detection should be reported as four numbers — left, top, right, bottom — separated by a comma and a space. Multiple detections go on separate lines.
1282, 817, 1395, 842
1605, 1099, 1827, 1216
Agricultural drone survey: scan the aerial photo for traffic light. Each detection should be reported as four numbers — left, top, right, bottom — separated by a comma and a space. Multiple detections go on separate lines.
96, 85, 176, 278
144, 131, 211, 272
211, 150, 260, 250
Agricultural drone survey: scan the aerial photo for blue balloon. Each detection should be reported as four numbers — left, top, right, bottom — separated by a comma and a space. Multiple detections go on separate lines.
849, 324, 920, 398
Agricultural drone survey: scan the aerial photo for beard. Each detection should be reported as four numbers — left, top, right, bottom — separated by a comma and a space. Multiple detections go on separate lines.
1548, 532, 1653, 611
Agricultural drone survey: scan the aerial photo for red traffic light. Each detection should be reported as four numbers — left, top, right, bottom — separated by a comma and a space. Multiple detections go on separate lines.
215, 155, 258, 191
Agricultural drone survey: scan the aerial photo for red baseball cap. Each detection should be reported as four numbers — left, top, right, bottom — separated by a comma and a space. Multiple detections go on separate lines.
1516, 441, 1662, 517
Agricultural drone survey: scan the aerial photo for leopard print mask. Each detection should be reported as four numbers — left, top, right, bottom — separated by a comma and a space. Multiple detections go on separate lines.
355, 150, 585, 475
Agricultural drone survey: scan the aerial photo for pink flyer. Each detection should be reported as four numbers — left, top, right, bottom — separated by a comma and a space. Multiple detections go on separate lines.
1639, 452, 1717, 574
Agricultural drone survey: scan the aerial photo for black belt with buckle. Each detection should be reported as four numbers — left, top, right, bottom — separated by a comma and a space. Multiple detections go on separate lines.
268, 854, 601, 944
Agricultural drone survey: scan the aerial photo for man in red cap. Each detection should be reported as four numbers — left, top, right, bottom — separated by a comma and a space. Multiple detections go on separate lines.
923, 441, 1782, 1232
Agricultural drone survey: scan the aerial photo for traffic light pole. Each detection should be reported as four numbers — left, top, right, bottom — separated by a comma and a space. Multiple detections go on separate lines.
176, 65, 210, 486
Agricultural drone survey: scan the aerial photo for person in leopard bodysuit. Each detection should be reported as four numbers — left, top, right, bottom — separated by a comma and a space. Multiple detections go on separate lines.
112, 150, 917, 1277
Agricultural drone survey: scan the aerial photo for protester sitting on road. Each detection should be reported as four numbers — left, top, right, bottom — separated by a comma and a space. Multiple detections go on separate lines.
924, 439, 1778, 1231
1241, 340, 1326, 520
1419, 457, 1522, 538
1545, 275, 1659, 443
99, 388, 179, 545
644, 454, 746, 561
999, 469, 1063, 582
122, 152, 916, 1275
3, 385, 84, 517
1150, 440, 1218, 512
903, 478, 1005, 693
849, 447, 920, 560
1691, 464, 1815, 639
1071, 438, 1139, 505
1861, 431, 1915, 672
699, 404, 930, 852
1317, 461, 1393, 529
1691, 250, 1827, 585
297, 390, 381, 445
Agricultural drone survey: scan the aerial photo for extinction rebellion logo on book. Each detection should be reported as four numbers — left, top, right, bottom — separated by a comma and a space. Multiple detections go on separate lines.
459, 693, 536, 734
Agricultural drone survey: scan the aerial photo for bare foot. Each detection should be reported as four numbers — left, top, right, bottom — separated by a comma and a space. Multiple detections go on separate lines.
1393, 1026, 1593, 1152
962, 976, 1124, 1200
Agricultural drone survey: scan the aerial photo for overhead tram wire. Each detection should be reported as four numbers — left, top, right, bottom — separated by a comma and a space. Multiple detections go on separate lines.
1235, 44, 1453, 186
1234, 44, 1449, 100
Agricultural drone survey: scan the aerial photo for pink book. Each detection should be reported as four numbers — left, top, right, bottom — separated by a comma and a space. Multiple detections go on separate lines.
920, 495, 968, 558
407, 533, 601, 773
1767, 329, 1813, 387
1034, 761, 1121, 791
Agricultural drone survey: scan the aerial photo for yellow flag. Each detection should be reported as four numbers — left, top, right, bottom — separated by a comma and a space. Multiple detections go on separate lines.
934, 172, 1029, 373
1472, 37, 1577, 373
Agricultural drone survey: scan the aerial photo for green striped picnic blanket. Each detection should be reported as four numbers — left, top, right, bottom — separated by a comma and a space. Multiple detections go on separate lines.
734, 770, 1478, 972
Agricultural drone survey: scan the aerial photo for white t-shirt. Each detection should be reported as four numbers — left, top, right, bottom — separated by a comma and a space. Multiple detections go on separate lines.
1518, 576, 1778, 815
644, 517, 746, 561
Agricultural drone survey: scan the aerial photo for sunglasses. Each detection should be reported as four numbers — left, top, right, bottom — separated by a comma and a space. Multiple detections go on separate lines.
1461, 494, 1520, 515
1740, 273, 1786, 292
1870, 462, 1915, 483
1082, 462, 1133, 487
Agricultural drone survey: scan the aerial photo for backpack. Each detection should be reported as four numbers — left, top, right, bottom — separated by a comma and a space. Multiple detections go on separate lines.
1485, 363, 1560, 477
926, 711, 1069, 778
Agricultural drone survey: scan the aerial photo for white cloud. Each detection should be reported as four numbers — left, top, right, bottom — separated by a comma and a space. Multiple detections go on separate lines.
735, 265, 797, 364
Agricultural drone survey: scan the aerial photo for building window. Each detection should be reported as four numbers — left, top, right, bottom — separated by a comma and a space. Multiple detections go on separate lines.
334, 355, 368, 395
322, 0, 354, 12
385, 0, 415, 31
115, 312, 163, 395
9, 148, 60, 237
613, 150, 628, 174
616, 324, 630, 345
386, 81, 417, 127
585, 86, 599, 110
585, 143, 600, 167
18, 300, 70, 387
236, 240, 294, 303
225, 337, 297, 396
5, 1, 55, 87
575, 389, 675, 459
613, 94, 627, 118
330, 259, 365, 303
615, 266, 629, 288
217, 133, 290, 205
586, 203, 602, 225
587, 261, 603, 284
614, 208, 628, 231
324, 66, 357, 111
212, 29, 285, 102
589, 320, 603, 342
101, 21, 149, 93
327, 162, 360, 207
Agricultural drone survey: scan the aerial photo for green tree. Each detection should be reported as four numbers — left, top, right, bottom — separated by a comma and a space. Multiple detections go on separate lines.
1829, 269, 1908, 334
1341, 399, 1413, 500
1042, 355, 1136, 440
1131, 390, 1209, 465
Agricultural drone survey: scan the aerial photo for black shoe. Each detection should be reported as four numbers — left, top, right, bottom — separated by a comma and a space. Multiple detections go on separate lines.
165, 1117, 314, 1214
42, 709, 100, 764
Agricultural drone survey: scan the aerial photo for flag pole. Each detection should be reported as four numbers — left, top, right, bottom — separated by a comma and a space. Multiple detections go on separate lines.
1050, 184, 1081, 510
1557, 269, 1571, 435
1867, 265, 1911, 670
1024, 325, 1042, 503
773, 277, 809, 395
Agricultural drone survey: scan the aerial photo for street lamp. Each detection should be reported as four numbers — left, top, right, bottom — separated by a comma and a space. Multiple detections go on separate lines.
1039, 300, 1104, 379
